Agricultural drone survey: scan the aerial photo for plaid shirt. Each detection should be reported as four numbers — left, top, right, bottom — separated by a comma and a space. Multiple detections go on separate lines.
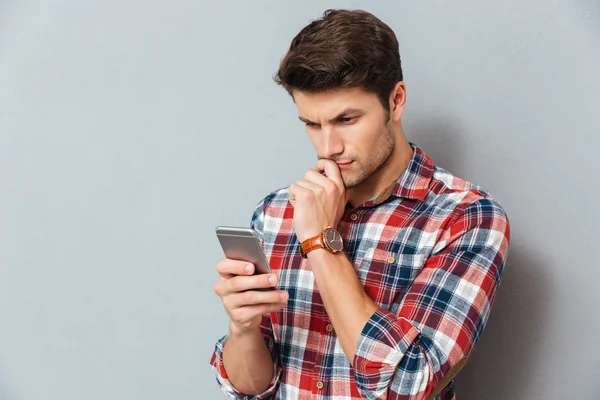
210, 144, 510, 399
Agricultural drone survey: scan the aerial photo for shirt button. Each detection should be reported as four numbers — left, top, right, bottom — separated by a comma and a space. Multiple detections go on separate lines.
316, 381, 324, 389
350, 213, 358, 221
387, 255, 396, 263
326, 324, 334, 332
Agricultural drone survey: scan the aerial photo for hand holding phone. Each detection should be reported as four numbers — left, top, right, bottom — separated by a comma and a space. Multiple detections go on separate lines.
215, 226, 272, 275
213, 226, 288, 333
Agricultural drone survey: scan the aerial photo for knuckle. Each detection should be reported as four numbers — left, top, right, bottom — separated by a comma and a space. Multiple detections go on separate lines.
241, 321, 252, 329
222, 295, 232, 310
301, 191, 313, 200
229, 278, 242, 292
243, 291, 254, 304
213, 282, 222, 296
230, 308, 242, 322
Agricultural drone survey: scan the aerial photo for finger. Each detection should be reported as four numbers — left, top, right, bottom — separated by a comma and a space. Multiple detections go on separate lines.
225, 273, 279, 294
289, 183, 310, 205
216, 259, 255, 279
315, 159, 344, 190
289, 183, 299, 206
231, 301, 289, 323
294, 179, 323, 194
227, 288, 289, 309
303, 169, 336, 191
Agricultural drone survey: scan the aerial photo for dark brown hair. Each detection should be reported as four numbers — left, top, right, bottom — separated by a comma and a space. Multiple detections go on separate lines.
274, 9, 403, 111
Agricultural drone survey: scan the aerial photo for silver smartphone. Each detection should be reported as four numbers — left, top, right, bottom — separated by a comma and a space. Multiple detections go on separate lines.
215, 226, 272, 275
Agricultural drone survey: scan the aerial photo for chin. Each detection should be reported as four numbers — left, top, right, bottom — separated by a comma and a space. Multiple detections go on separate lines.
341, 174, 363, 189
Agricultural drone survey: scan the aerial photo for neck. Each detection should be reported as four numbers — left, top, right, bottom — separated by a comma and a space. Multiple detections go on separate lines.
347, 128, 413, 207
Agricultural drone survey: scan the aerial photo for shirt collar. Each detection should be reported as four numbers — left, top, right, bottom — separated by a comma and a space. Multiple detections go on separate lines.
371, 143, 434, 205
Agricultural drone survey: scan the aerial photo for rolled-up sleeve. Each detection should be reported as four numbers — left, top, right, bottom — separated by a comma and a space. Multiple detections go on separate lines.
353, 197, 511, 399
210, 314, 281, 399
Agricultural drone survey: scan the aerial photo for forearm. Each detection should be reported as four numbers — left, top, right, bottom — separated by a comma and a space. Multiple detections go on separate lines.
307, 249, 440, 398
222, 323, 275, 395
307, 249, 378, 364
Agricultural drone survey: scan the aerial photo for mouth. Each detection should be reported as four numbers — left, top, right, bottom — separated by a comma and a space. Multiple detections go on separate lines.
336, 161, 353, 169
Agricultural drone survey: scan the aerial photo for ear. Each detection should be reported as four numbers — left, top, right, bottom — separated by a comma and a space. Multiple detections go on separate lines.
388, 81, 407, 122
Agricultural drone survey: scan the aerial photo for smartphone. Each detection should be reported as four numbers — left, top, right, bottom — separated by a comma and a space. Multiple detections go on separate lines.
215, 226, 272, 275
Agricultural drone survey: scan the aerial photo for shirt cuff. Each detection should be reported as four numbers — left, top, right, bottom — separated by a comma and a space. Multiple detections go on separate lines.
210, 334, 280, 399
353, 308, 420, 394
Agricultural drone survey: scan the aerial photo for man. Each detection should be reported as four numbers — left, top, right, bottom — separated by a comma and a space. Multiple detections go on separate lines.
210, 9, 510, 400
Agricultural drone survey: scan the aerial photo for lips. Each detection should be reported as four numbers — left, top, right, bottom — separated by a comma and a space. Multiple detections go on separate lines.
336, 161, 353, 169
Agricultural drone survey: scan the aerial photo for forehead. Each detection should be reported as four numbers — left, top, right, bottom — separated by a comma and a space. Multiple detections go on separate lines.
293, 87, 381, 119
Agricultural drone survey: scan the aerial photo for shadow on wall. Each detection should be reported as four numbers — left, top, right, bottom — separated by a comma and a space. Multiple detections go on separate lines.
410, 118, 553, 400
456, 244, 552, 400
405, 113, 469, 175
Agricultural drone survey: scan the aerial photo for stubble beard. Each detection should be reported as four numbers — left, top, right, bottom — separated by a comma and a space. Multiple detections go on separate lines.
341, 122, 396, 189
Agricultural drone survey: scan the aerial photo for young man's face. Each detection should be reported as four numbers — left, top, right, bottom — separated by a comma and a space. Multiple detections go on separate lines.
293, 87, 395, 189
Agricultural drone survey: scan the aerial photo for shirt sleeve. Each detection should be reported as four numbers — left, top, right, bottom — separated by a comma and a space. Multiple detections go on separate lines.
209, 198, 282, 399
352, 197, 511, 399
209, 315, 281, 399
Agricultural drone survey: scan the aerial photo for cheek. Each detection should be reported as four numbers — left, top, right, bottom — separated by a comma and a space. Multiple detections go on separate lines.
306, 130, 320, 149
347, 121, 382, 152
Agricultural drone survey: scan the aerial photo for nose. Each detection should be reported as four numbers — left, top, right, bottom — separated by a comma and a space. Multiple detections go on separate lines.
320, 126, 344, 160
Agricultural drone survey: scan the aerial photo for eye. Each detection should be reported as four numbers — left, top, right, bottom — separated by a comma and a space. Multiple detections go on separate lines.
339, 116, 357, 124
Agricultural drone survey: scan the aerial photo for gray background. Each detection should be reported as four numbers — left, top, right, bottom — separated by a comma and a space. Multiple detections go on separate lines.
1, 1, 598, 399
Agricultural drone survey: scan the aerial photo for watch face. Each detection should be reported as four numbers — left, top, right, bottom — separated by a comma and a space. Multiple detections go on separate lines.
324, 228, 343, 252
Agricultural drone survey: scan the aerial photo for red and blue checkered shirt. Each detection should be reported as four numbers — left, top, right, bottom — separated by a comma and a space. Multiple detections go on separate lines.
210, 144, 510, 399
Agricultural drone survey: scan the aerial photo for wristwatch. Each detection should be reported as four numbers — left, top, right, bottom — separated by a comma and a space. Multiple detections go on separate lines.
299, 227, 344, 258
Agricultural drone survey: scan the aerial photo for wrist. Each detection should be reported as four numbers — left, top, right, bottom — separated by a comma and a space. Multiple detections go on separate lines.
229, 321, 261, 339
299, 226, 344, 258
306, 246, 338, 262
297, 228, 325, 244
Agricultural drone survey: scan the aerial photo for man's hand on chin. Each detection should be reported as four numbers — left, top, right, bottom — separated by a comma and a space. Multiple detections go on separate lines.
288, 159, 348, 242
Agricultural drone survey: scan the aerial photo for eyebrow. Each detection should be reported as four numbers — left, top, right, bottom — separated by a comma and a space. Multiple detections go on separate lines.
298, 108, 363, 125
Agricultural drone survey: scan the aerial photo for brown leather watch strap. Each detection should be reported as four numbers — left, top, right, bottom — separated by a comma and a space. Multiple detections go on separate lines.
300, 234, 325, 258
